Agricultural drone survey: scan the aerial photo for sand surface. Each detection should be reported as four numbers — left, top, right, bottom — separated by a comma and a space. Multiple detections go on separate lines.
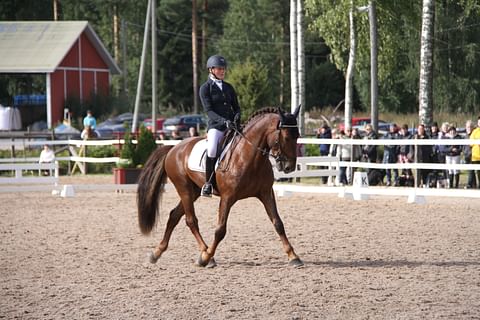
1, 175, 479, 319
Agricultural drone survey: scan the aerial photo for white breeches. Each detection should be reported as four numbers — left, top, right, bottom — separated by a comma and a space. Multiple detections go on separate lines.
207, 128, 225, 158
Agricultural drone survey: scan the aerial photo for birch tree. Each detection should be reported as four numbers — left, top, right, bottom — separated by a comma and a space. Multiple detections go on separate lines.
344, 0, 356, 130
418, 0, 435, 126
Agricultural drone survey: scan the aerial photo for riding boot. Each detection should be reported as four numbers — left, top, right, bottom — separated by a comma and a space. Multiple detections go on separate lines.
448, 174, 454, 189
454, 173, 460, 189
201, 157, 215, 197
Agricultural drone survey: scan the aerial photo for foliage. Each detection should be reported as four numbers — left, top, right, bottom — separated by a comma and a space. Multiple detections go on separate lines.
218, 0, 288, 107
1, 0, 480, 119
118, 124, 156, 168
305, 0, 480, 117
134, 125, 157, 167
86, 145, 117, 173
304, 143, 320, 157
227, 59, 271, 120
118, 129, 136, 168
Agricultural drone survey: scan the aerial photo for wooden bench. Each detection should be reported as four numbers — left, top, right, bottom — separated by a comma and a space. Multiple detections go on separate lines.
0, 161, 60, 193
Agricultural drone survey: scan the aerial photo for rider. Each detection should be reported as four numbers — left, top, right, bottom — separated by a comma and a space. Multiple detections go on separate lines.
199, 55, 241, 197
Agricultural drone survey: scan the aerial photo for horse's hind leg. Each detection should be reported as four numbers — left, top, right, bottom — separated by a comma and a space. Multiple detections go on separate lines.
179, 195, 215, 267
258, 189, 303, 267
150, 202, 185, 263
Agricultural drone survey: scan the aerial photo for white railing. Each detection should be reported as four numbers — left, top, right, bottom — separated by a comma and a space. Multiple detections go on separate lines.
1, 137, 479, 201
0, 161, 60, 193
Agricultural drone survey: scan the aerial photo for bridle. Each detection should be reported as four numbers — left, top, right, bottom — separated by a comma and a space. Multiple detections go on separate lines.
270, 121, 299, 163
231, 119, 299, 162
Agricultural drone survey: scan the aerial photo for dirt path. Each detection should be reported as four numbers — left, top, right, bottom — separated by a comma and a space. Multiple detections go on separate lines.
1, 176, 479, 319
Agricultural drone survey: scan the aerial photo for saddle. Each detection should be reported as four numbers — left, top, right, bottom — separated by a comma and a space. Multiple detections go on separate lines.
187, 129, 238, 173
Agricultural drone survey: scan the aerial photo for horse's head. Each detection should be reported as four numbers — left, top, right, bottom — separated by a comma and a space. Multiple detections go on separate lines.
269, 105, 301, 174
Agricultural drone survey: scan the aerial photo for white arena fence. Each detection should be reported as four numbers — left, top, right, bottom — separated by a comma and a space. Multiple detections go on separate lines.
0, 137, 479, 202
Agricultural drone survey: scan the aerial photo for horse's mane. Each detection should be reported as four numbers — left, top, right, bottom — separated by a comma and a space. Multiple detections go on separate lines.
244, 107, 285, 127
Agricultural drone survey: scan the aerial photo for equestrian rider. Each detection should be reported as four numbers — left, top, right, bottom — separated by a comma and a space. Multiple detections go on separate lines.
199, 55, 241, 197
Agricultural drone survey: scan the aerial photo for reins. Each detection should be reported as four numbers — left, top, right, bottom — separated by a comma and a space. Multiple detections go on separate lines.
230, 121, 298, 161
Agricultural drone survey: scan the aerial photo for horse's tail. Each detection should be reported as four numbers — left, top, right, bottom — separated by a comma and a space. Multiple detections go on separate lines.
137, 145, 174, 235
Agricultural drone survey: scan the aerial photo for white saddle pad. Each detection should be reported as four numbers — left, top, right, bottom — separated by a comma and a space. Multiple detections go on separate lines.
187, 139, 208, 172
187, 137, 236, 173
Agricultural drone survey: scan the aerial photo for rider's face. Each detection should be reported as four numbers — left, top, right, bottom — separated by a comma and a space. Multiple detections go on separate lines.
211, 67, 226, 80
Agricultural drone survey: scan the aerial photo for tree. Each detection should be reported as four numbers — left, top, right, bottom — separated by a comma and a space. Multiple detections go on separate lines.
418, 0, 435, 126
218, 0, 288, 107
227, 59, 270, 120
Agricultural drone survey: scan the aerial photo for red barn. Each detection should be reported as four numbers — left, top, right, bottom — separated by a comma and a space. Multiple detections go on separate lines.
0, 21, 121, 129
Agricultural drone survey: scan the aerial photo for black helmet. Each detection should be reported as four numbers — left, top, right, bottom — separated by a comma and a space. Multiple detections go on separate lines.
206, 55, 227, 69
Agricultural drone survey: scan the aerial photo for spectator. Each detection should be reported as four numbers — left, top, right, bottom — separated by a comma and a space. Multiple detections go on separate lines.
171, 130, 183, 140
39, 144, 55, 176
470, 116, 480, 188
429, 121, 444, 188
430, 122, 439, 138
158, 132, 168, 141
81, 110, 97, 139
463, 120, 476, 189
383, 123, 399, 186
445, 126, 462, 188
328, 128, 340, 186
397, 124, 413, 186
316, 124, 332, 184
189, 126, 199, 137
361, 124, 378, 173
411, 124, 432, 187
337, 128, 353, 185
437, 122, 450, 181
316, 124, 332, 156
350, 127, 362, 179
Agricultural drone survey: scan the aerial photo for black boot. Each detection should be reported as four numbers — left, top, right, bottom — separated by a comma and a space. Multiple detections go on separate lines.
449, 174, 454, 189
454, 173, 460, 189
201, 157, 215, 197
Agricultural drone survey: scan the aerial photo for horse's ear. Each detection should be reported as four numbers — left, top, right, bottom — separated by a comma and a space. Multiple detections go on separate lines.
278, 108, 286, 124
293, 104, 301, 118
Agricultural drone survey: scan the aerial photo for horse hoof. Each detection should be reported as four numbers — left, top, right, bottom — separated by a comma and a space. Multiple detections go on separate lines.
196, 253, 217, 268
149, 252, 159, 264
289, 258, 304, 268
206, 258, 217, 268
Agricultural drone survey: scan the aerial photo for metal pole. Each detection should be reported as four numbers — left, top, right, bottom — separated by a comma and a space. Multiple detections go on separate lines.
151, 0, 157, 134
132, 0, 152, 134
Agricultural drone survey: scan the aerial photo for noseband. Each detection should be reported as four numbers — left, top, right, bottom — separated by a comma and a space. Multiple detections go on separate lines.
270, 121, 298, 163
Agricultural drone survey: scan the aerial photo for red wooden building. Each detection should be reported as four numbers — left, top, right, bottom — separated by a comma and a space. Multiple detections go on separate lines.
0, 21, 121, 129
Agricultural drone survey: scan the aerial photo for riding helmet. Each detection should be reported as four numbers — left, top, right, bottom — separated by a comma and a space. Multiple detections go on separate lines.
206, 55, 227, 69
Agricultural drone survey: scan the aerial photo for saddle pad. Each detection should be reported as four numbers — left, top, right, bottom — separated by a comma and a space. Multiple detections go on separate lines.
187, 139, 208, 172
187, 137, 236, 173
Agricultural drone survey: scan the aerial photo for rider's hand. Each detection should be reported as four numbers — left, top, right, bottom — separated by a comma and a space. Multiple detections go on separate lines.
225, 120, 233, 129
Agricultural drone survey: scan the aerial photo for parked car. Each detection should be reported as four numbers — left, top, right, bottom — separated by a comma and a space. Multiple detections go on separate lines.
95, 112, 146, 139
162, 114, 206, 137
143, 117, 165, 135
338, 117, 393, 134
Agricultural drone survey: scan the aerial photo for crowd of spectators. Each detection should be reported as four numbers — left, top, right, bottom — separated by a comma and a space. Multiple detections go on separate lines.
316, 116, 480, 189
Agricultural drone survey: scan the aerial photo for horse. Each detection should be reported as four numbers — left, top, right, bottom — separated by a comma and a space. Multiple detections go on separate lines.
137, 106, 303, 268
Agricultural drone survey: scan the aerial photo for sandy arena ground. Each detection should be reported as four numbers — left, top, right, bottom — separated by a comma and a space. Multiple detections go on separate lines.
1, 175, 480, 319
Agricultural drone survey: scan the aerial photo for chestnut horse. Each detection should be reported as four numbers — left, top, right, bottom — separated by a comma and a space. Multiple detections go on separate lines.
137, 106, 303, 267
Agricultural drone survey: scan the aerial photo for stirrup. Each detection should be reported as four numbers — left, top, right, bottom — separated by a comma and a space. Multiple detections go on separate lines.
201, 182, 212, 197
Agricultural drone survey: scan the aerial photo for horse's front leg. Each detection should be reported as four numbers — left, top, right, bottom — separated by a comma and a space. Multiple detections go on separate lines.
259, 188, 303, 267
197, 197, 233, 267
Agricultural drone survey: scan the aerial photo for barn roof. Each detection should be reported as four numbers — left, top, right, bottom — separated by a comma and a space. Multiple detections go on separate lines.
0, 21, 121, 74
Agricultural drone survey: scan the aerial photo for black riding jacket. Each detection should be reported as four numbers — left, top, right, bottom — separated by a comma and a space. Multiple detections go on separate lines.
199, 78, 240, 131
